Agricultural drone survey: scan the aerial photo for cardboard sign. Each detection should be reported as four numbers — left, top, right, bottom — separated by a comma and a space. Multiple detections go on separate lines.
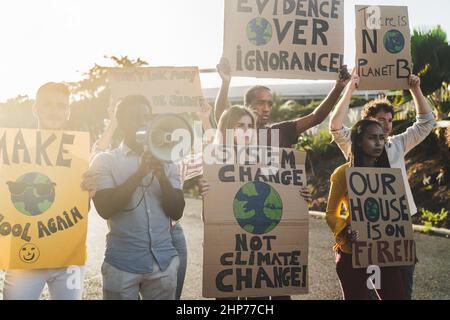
223, 0, 345, 80
0, 129, 90, 269
108, 67, 204, 114
345, 167, 415, 268
203, 147, 309, 298
355, 5, 412, 90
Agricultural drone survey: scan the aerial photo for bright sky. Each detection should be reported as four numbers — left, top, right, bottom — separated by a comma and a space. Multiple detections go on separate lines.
0, 0, 449, 102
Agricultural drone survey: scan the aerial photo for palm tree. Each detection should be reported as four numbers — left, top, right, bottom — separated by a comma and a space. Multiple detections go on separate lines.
67, 55, 149, 137
411, 26, 450, 120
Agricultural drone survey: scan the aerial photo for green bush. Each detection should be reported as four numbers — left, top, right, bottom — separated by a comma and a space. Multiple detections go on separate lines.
294, 131, 341, 177
440, 101, 450, 116
349, 97, 369, 108
270, 98, 320, 123
295, 131, 337, 157
419, 208, 449, 232
392, 119, 415, 135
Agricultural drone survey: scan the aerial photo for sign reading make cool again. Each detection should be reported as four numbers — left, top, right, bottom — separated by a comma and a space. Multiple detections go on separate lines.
223, 0, 345, 80
0, 128, 89, 269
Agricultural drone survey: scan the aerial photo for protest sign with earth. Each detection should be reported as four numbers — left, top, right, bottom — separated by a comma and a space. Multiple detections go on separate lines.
345, 167, 416, 268
0, 128, 90, 269
202, 147, 309, 298
223, 0, 345, 79
355, 5, 412, 89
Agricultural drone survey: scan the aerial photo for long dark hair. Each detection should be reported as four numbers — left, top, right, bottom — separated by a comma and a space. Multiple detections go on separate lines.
350, 119, 390, 168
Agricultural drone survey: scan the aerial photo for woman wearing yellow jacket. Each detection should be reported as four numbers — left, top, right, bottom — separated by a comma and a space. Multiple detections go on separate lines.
326, 118, 406, 300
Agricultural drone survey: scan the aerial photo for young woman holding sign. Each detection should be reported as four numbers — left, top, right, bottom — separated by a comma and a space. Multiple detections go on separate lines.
200, 105, 311, 206
200, 106, 311, 300
199, 105, 258, 198
329, 72, 435, 299
326, 119, 406, 300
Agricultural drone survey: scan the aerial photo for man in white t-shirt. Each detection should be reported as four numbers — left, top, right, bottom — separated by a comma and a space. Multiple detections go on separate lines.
3, 82, 87, 300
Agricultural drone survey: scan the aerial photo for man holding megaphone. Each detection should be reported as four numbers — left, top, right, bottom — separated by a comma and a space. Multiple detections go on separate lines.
89, 95, 185, 300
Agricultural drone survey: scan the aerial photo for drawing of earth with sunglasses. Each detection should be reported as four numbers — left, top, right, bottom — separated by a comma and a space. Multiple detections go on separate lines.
6, 172, 56, 216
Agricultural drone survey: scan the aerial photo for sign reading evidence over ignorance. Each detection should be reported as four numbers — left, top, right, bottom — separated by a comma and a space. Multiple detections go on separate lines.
203, 148, 309, 298
0, 129, 90, 269
223, 0, 345, 80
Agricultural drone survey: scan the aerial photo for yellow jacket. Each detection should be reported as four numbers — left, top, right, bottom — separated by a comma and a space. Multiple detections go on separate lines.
326, 163, 352, 254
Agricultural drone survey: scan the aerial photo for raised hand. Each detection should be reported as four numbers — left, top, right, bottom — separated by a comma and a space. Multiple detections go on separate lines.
346, 70, 360, 94
216, 57, 232, 83
197, 99, 213, 121
335, 65, 352, 90
408, 74, 421, 92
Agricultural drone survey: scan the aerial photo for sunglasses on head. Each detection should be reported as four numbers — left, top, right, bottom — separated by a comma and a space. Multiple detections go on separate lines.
6, 181, 56, 196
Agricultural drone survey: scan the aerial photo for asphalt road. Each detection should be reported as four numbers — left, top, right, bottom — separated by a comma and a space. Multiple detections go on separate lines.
1, 197, 449, 300
176, 199, 450, 300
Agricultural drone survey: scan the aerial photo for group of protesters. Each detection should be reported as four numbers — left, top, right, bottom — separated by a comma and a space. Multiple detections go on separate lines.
0, 55, 436, 300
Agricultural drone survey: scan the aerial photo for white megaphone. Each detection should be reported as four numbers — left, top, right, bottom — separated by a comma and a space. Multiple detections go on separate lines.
136, 114, 193, 163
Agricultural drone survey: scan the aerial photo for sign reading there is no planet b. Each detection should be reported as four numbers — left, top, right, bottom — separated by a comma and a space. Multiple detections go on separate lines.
223, 0, 345, 80
355, 5, 412, 90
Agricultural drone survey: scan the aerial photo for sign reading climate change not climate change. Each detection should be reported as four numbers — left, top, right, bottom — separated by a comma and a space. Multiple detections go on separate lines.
0, 129, 90, 269
203, 148, 309, 298
355, 5, 412, 90
223, 0, 345, 79
346, 168, 415, 268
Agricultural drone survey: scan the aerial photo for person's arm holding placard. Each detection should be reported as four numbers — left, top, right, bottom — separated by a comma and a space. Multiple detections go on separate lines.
214, 57, 232, 124
326, 166, 358, 251
292, 66, 351, 136
329, 72, 360, 160
197, 99, 214, 136
299, 187, 312, 203
390, 75, 436, 155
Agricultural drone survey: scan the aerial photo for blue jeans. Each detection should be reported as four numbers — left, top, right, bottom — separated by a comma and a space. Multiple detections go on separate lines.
171, 223, 187, 300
